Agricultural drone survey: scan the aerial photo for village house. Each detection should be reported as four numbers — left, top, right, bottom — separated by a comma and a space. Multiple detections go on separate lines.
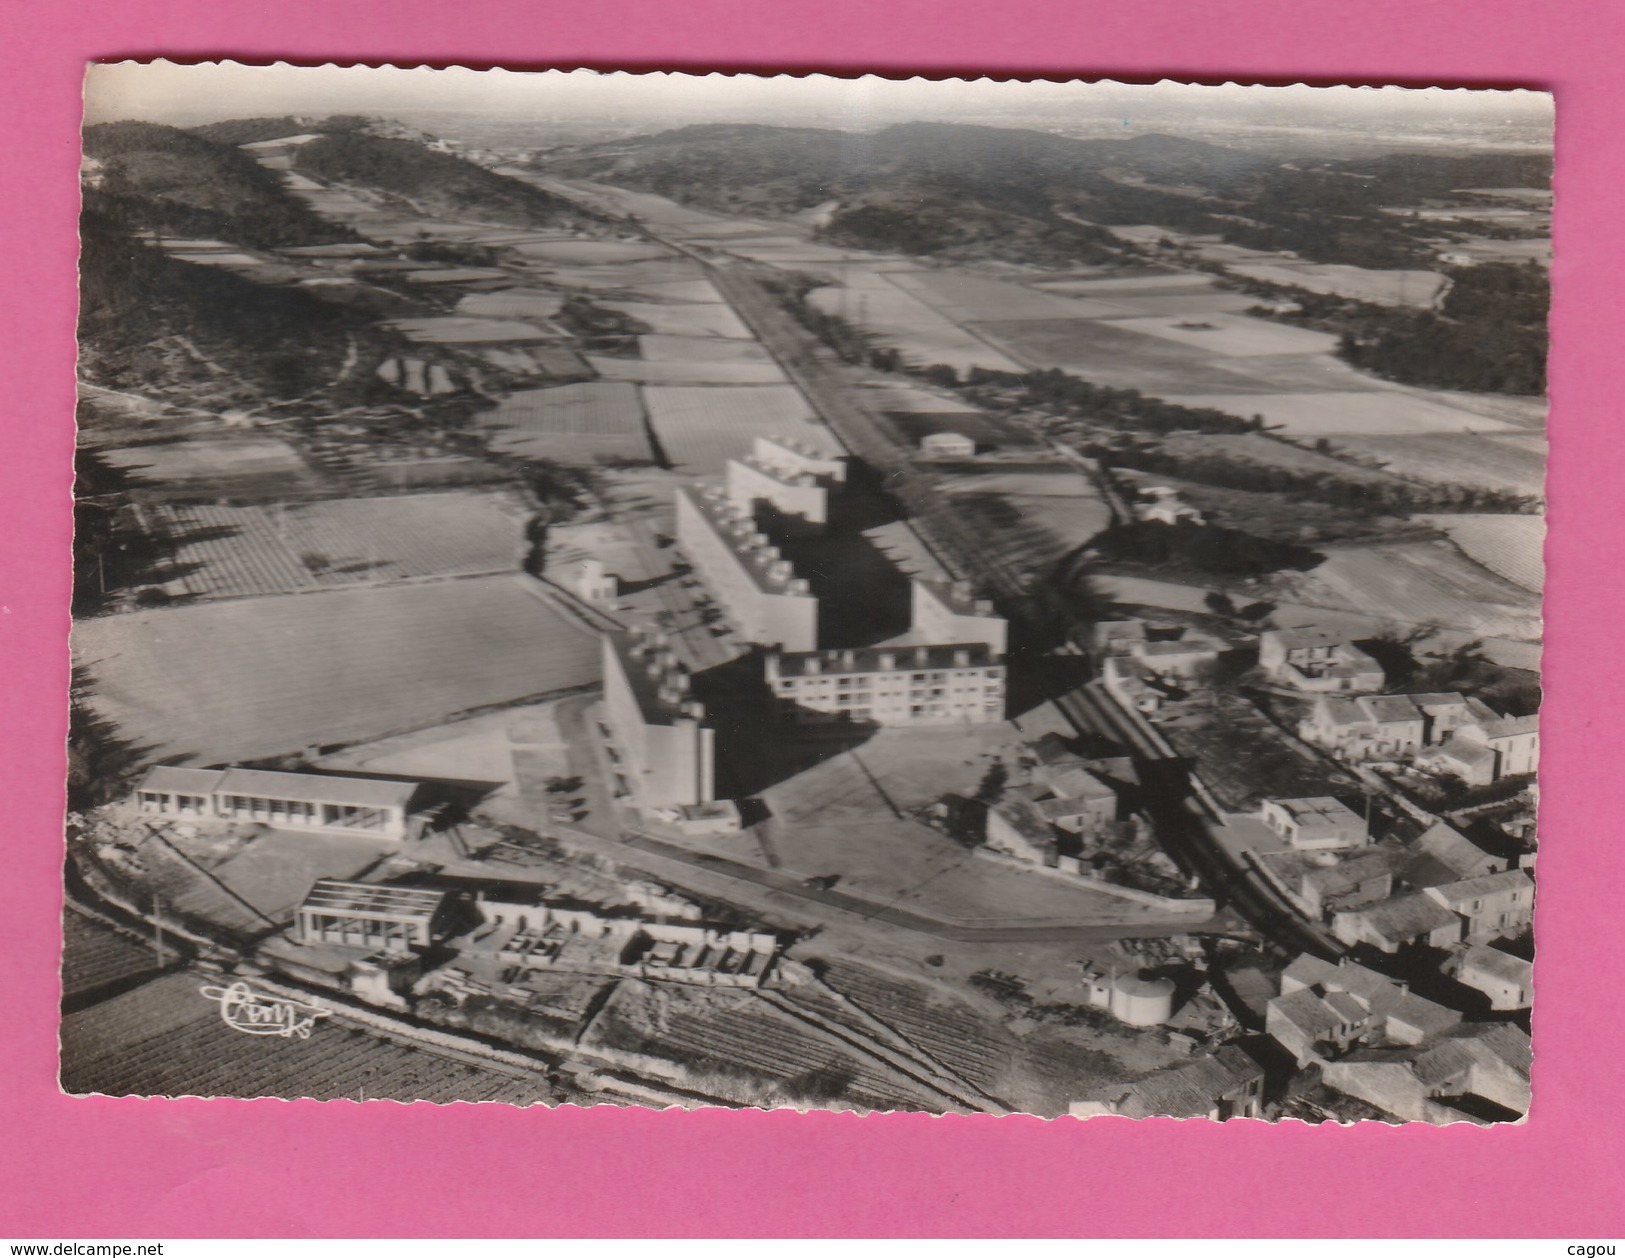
1253, 846, 1402, 920
918, 431, 976, 459
1070, 1045, 1266, 1121
1401, 820, 1507, 889
1265, 955, 1462, 1066
1297, 691, 1487, 764
1259, 796, 1369, 851
1258, 627, 1386, 694
1423, 870, 1536, 943
1417, 713, 1540, 785
1317, 1023, 1531, 1123
1132, 485, 1206, 527
1331, 891, 1463, 954
1447, 944, 1534, 1011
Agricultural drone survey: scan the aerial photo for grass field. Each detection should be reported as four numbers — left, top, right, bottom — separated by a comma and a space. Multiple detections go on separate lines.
637, 334, 775, 363
1331, 432, 1547, 496
1227, 262, 1449, 308
456, 289, 565, 319
142, 491, 528, 599
101, 439, 314, 488
884, 271, 1137, 322
643, 384, 830, 473
73, 573, 600, 764
512, 239, 673, 264
1162, 390, 1519, 435
1105, 312, 1340, 358
387, 316, 550, 344
807, 285, 1026, 375
625, 279, 728, 303
1162, 432, 1407, 485
584, 356, 788, 386
1286, 540, 1541, 639
1418, 514, 1544, 594
477, 381, 651, 461
523, 260, 707, 290
967, 318, 1258, 392
597, 301, 753, 339
406, 267, 512, 284
858, 381, 982, 414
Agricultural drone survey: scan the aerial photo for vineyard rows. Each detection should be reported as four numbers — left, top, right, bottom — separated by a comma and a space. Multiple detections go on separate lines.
62, 971, 559, 1104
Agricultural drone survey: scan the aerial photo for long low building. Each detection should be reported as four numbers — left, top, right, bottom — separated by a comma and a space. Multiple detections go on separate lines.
599, 630, 716, 809
765, 642, 1005, 726
134, 765, 419, 840
296, 878, 454, 952
673, 483, 818, 652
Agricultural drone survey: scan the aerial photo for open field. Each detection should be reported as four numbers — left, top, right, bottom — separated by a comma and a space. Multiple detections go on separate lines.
637, 334, 775, 363
72, 574, 600, 764
642, 384, 830, 473
101, 438, 316, 489
597, 301, 753, 339
1283, 540, 1541, 639
1227, 261, 1449, 308
626, 279, 728, 303
406, 267, 512, 284
1032, 273, 1214, 295
886, 412, 1032, 449
523, 260, 707, 290
456, 289, 565, 320
1330, 432, 1547, 497
513, 239, 673, 264
808, 285, 1025, 375
1162, 389, 1519, 435
387, 316, 550, 344
1160, 432, 1409, 486
141, 491, 528, 599
1104, 312, 1340, 357
885, 270, 1137, 322
858, 381, 981, 414
967, 317, 1273, 393
584, 356, 789, 386
62, 909, 166, 1002
1418, 514, 1544, 594
60, 970, 560, 1104
477, 381, 652, 461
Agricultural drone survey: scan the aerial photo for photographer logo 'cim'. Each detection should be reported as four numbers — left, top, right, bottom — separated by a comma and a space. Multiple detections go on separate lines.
199, 981, 331, 1040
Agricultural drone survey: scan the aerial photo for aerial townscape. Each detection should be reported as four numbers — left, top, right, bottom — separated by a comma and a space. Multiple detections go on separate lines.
64, 67, 1546, 1123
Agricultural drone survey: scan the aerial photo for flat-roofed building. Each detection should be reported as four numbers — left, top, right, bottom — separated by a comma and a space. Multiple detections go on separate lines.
673, 483, 818, 651
910, 578, 1008, 656
765, 642, 1005, 727
725, 454, 831, 535
1260, 796, 1369, 851
1259, 627, 1385, 693
752, 434, 846, 485
296, 879, 453, 952
919, 431, 976, 459
599, 630, 716, 809
134, 765, 418, 840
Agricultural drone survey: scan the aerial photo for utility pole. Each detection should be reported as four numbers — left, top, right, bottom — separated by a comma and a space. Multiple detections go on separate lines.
152, 891, 166, 967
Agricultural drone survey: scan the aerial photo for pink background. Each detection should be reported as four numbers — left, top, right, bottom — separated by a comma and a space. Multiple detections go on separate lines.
2, 0, 1619, 1239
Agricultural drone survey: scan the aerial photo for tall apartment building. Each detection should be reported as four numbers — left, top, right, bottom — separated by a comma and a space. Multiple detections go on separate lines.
909, 578, 1008, 656
598, 630, 716, 808
673, 483, 819, 652
724, 435, 847, 536
765, 642, 1005, 727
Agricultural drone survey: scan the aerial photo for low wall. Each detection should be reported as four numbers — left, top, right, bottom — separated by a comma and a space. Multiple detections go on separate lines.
973, 846, 1216, 915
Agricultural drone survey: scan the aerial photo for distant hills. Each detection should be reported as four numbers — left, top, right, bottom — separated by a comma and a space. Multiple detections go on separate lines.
536, 120, 1550, 268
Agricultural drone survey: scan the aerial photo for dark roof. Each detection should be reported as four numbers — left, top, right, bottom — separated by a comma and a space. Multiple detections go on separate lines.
1086, 1046, 1264, 1119
138, 766, 229, 796
216, 768, 417, 810
1340, 893, 1461, 944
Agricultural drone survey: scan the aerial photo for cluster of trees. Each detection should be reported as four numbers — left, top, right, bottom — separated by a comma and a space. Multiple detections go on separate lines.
1091, 442, 1538, 516
1091, 518, 1324, 578
962, 367, 1258, 436
1338, 263, 1548, 396
554, 295, 649, 341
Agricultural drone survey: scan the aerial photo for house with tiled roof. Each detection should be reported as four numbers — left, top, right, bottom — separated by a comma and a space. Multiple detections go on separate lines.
1069, 1045, 1266, 1120
1259, 627, 1385, 694
1253, 846, 1403, 920
1318, 1023, 1531, 1123
1417, 711, 1539, 785
1401, 821, 1506, 890
1265, 955, 1461, 1066
1331, 892, 1463, 954
1447, 945, 1534, 1011
1424, 870, 1535, 943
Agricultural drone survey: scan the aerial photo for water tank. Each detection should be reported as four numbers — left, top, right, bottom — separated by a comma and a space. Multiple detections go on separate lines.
1110, 974, 1176, 1027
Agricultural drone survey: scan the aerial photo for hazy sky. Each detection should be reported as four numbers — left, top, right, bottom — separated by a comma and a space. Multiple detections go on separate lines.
83, 60, 1552, 139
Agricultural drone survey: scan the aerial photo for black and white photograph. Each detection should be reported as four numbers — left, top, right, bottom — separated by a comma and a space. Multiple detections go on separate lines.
65, 63, 1547, 1122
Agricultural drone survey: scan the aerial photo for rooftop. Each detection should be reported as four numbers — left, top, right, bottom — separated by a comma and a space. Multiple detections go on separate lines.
676, 484, 814, 596
1456, 944, 1534, 987
1340, 892, 1462, 943
301, 878, 447, 923
914, 577, 999, 618
1428, 869, 1534, 904
138, 765, 418, 810
604, 631, 707, 728
1268, 796, 1366, 832
769, 641, 997, 678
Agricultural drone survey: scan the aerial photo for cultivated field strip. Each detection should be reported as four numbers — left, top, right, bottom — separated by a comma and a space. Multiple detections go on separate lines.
819, 960, 1023, 1095
61, 971, 560, 1104
61, 907, 168, 1000
1419, 514, 1545, 594
143, 493, 527, 599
